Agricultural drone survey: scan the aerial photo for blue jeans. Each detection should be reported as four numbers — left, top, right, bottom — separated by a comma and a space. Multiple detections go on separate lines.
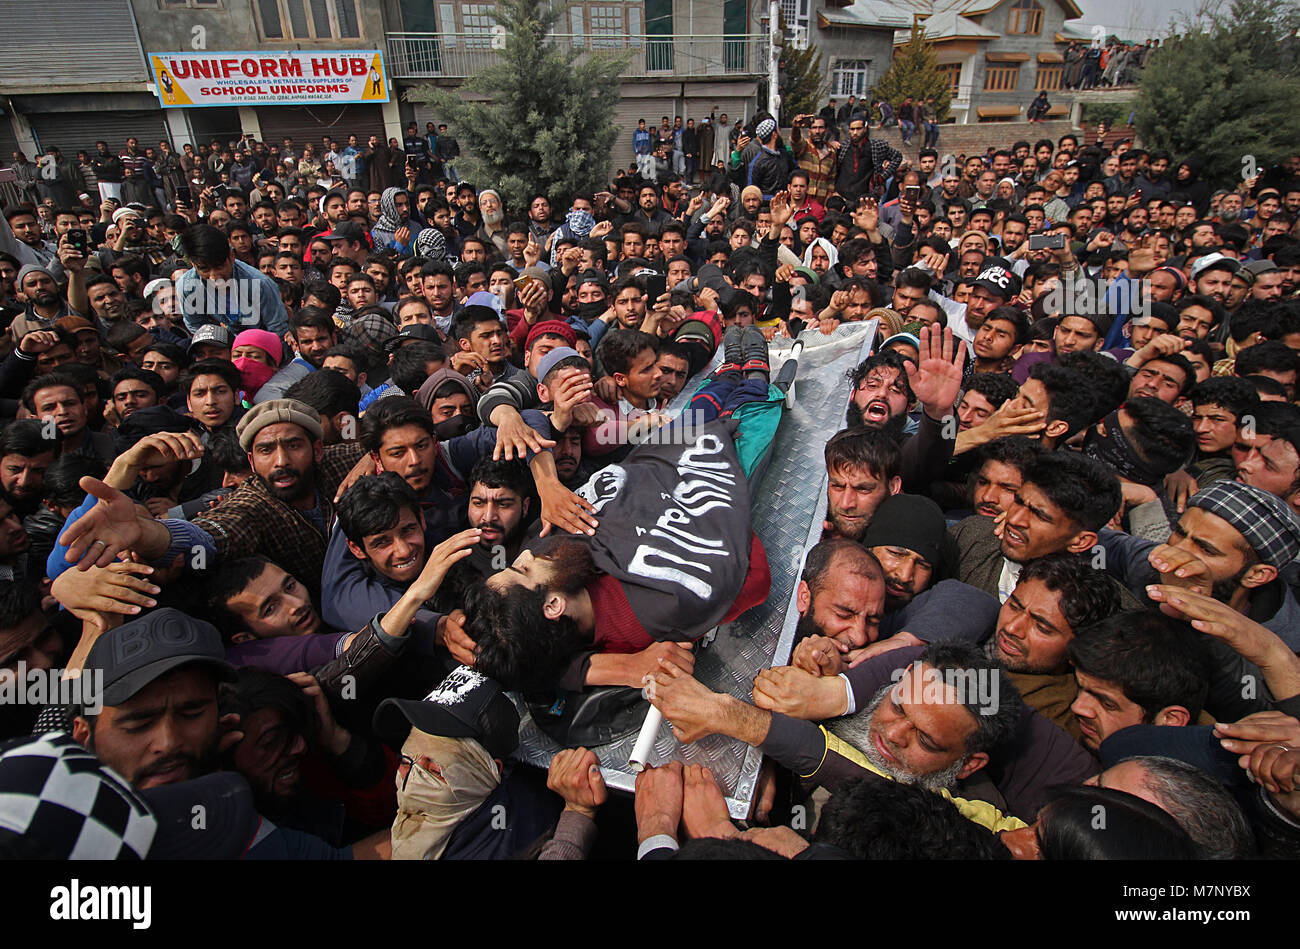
899, 120, 915, 142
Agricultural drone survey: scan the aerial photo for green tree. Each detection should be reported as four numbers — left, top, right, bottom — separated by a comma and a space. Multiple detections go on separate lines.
1135, 0, 1300, 185
870, 25, 951, 122
405, 0, 629, 210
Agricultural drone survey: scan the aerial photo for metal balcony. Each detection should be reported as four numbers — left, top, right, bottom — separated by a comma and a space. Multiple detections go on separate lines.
386, 32, 768, 79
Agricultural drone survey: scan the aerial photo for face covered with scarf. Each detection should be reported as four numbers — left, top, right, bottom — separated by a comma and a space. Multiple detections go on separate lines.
391, 731, 501, 860
1082, 408, 1169, 488
231, 328, 283, 398
377, 187, 410, 232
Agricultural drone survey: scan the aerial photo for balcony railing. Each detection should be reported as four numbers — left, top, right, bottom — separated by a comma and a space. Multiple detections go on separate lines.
387, 32, 767, 80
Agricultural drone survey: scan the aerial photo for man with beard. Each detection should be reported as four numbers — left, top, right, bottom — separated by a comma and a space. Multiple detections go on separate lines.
843, 325, 966, 492
989, 553, 1121, 739
220, 667, 386, 844
950, 450, 1122, 602
861, 493, 949, 611
644, 639, 1028, 830
55, 399, 364, 604
1095, 480, 1300, 722
464, 458, 532, 564
371, 187, 422, 256
822, 425, 901, 542
72, 610, 238, 790
0, 419, 57, 518
1188, 253, 1239, 308
790, 115, 837, 205
320, 395, 554, 639
790, 533, 997, 675
255, 308, 340, 404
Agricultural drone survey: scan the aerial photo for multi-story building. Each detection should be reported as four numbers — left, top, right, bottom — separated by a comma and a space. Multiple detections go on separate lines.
1, 0, 402, 159
799, 0, 1088, 124
384, 0, 767, 174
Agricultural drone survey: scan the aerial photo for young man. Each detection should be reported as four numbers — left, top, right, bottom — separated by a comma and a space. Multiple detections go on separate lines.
950, 450, 1122, 601
583, 330, 665, 459
255, 308, 339, 404
21, 372, 115, 466
971, 306, 1030, 374
1185, 376, 1259, 488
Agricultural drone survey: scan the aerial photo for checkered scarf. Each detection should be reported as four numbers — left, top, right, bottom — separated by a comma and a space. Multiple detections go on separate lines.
0, 732, 156, 859
1189, 481, 1300, 569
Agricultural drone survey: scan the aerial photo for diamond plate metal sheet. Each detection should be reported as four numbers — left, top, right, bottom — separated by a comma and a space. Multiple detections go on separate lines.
512, 321, 879, 818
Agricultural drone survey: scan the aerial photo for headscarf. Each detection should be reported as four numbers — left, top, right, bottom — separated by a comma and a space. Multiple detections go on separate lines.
416, 368, 480, 421
802, 236, 839, 272
377, 187, 406, 232
415, 228, 446, 260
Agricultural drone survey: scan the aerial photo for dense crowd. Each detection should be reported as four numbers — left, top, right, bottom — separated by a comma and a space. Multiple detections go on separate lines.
1, 99, 1300, 863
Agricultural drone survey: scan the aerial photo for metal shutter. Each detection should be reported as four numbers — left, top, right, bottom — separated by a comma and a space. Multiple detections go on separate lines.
0, 0, 146, 86
254, 104, 386, 146
28, 110, 169, 158
612, 93, 676, 180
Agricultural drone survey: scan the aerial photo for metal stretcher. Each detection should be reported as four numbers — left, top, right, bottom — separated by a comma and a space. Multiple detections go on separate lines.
511, 321, 879, 817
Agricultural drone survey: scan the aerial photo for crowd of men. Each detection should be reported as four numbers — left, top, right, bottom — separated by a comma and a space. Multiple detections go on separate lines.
2, 101, 1300, 863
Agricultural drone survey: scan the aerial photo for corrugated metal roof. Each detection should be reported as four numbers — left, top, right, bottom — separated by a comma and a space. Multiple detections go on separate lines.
892, 9, 1000, 43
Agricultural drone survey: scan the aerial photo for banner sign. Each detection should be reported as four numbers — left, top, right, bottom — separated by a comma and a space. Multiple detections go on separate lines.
151, 50, 388, 107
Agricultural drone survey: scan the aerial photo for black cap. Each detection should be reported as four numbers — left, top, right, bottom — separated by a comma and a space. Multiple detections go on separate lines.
373, 666, 520, 760
141, 771, 262, 859
85, 608, 235, 707
320, 221, 368, 243
972, 263, 1021, 300
861, 493, 949, 568
383, 322, 444, 353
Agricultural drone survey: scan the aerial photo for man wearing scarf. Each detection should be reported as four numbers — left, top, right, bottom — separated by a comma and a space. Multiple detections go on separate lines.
371, 187, 423, 257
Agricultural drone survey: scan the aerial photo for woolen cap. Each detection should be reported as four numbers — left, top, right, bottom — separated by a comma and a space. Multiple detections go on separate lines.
236, 397, 324, 450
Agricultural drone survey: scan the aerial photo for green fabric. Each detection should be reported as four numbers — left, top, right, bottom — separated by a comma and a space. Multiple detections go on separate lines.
680, 379, 785, 478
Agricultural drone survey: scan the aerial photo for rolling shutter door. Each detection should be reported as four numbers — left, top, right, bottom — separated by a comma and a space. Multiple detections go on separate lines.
254, 104, 386, 148
28, 110, 168, 157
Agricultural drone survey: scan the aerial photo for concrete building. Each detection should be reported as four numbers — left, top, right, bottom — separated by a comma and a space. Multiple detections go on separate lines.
384, 0, 766, 175
798, 0, 1090, 125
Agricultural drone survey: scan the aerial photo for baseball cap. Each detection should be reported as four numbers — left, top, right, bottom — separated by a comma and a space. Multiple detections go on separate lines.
972, 263, 1021, 300
373, 665, 520, 760
141, 771, 262, 859
187, 324, 234, 354
85, 609, 235, 708
320, 221, 367, 243
1236, 259, 1279, 285
535, 346, 585, 384
1190, 252, 1241, 281
384, 323, 444, 353
55, 315, 98, 337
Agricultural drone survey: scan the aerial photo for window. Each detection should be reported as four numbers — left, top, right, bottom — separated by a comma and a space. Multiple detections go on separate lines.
462, 3, 497, 49
937, 62, 962, 97
258, 0, 361, 40
1007, 0, 1042, 35
832, 59, 872, 98
588, 5, 624, 49
644, 0, 673, 71
984, 64, 1019, 92
160, 0, 221, 8
780, 0, 810, 48
1036, 64, 1063, 91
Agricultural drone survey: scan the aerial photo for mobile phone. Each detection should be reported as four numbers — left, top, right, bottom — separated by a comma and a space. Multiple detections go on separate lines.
643, 273, 667, 301
1028, 233, 1066, 251
904, 185, 922, 204
66, 228, 87, 254
1134, 188, 1143, 201
513, 275, 544, 296
176, 185, 192, 206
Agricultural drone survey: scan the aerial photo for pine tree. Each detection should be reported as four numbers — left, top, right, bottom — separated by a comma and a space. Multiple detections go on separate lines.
405, 0, 629, 211
1135, 0, 1300, 185
870, 25, 951, 122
